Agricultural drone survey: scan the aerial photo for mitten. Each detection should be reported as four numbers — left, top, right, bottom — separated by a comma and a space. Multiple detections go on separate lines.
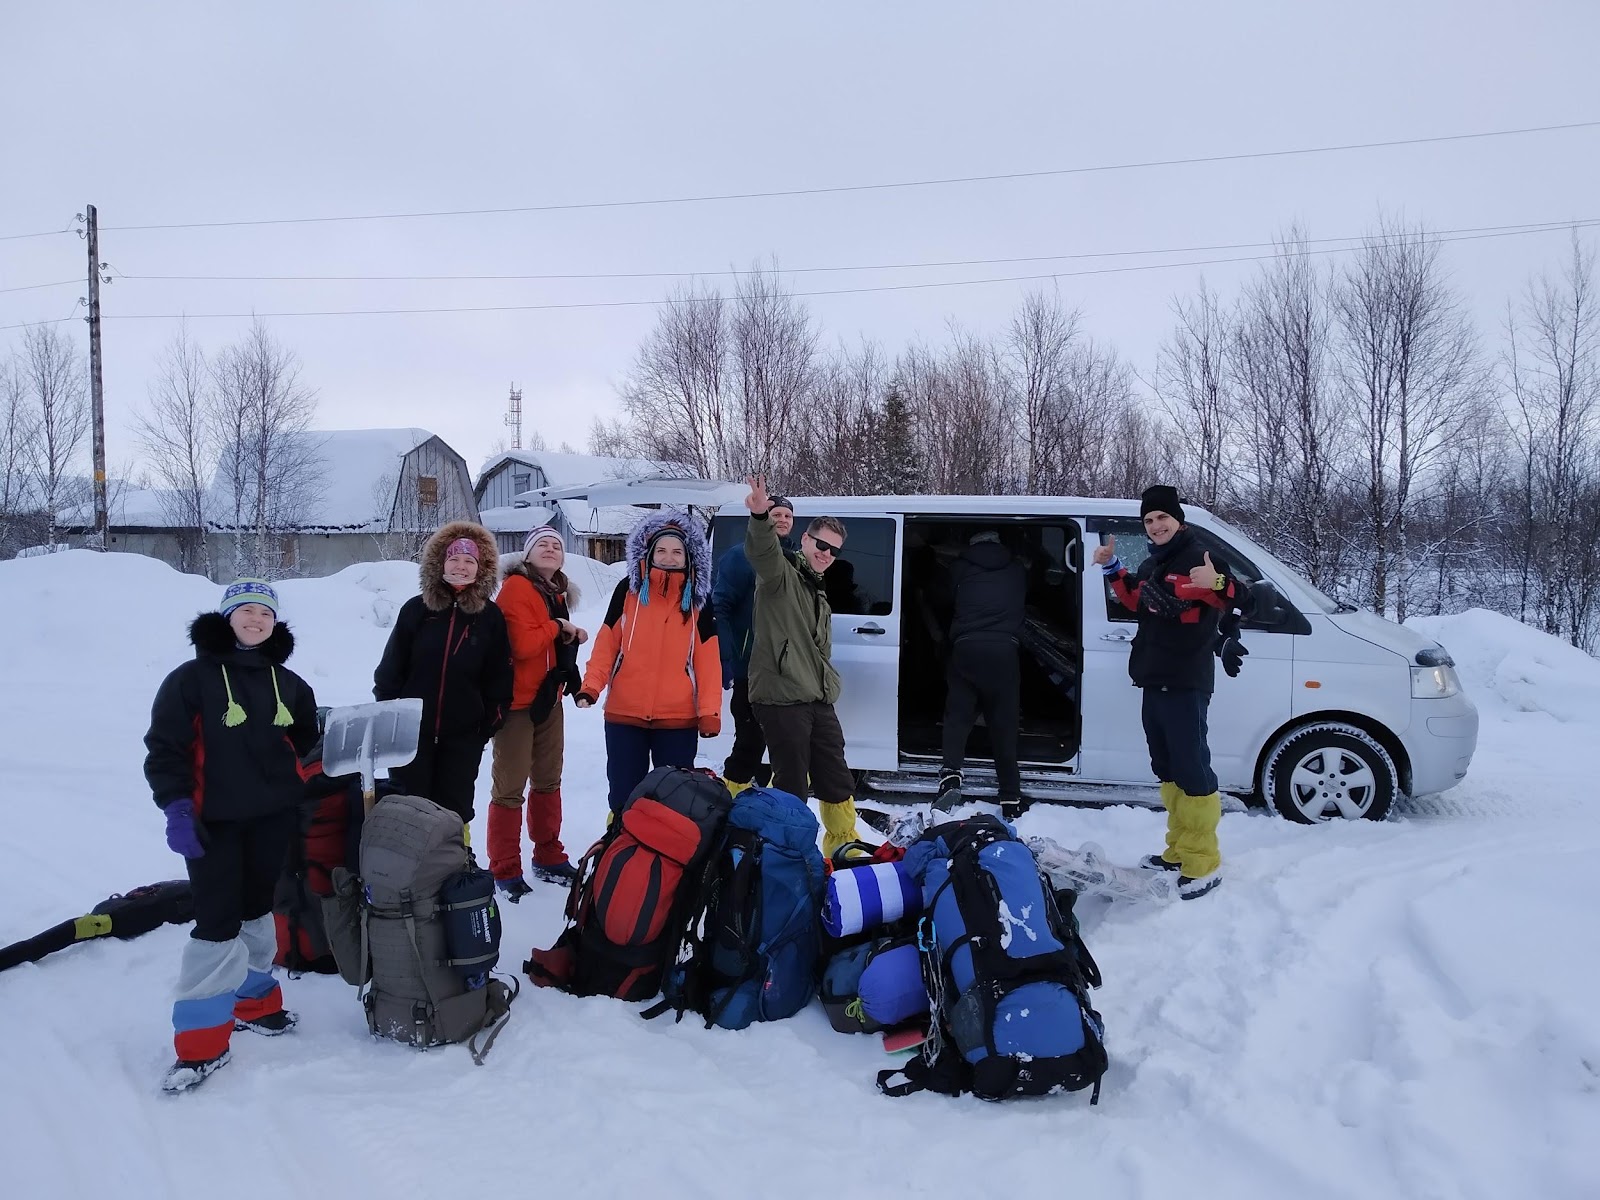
164, 798, 205, 859
698, 715, 721, 738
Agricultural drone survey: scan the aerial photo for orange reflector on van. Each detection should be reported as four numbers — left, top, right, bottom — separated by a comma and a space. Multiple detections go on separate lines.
1303, 680, 1322, 689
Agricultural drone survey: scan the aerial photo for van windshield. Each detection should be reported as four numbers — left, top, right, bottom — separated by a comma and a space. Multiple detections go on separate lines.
1204, 516, 1341, 614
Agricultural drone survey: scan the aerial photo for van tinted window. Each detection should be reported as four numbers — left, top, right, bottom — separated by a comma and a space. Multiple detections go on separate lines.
710, 513, 896, 617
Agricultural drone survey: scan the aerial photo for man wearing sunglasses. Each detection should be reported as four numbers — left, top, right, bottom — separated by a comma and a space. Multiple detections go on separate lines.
741, 474, 864, 859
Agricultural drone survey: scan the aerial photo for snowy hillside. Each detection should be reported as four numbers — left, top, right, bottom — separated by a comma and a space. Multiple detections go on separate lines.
0, 554, 1596, 1200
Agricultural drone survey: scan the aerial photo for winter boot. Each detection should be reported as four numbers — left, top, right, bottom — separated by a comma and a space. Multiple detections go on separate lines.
161, 1050, 231, 1094
496, 876, 535, 903
1139, 854, 1182, 872
932, 771, 964, 813
235, 1009, 298, 1036
487, 801, 526, 884
1178, 871, 1222, 900
999, 793, 1032, 822
820, 798, 869, 861
532, 859, 579, 886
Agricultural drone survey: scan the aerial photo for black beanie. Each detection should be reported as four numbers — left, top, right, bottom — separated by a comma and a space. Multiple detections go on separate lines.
1140, 485, 1185, 524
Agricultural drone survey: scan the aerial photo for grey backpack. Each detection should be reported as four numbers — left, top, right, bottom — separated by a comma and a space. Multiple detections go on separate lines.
324, 794, 514, 1062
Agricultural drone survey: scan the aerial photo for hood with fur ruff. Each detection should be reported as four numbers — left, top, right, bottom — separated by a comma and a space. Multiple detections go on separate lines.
189, 610, 296, 664
419, 521, 500, 613
624, 509, 711, 613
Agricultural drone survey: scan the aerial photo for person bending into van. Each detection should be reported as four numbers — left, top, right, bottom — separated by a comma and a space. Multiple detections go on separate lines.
488, 525, 586, 896
713, 493, 797, 793
742, 474, 865, 859
144, 578, 320, 1092
935, 530, 1029, 818
1092, 485, 1236, 899
373, 521, 513, 825
575, 511, 722, 815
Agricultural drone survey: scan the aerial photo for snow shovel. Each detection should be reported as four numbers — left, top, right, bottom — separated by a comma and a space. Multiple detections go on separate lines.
321, 698, 423, 814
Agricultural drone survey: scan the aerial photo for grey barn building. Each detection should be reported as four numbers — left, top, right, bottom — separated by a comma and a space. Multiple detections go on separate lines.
62, 428, 479, 580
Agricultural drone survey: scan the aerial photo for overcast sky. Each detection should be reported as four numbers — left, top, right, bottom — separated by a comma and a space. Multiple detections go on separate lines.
3, 1, 1597, 480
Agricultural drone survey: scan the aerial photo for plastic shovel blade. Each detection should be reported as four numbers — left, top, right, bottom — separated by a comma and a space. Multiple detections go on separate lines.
321, 698, 423, 792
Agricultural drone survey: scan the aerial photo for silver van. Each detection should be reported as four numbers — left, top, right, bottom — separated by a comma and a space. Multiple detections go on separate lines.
703, 495, 1478, 822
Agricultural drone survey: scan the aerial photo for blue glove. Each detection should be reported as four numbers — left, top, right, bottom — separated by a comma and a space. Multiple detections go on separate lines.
164, 798, 205, 859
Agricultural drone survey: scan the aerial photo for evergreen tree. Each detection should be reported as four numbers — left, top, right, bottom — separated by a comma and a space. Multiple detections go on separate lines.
878, 388, 924, 495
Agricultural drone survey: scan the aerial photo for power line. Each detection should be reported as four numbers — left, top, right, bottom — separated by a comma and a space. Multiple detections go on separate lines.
0, 225, 75, 244
4, 218, 1592, 332
88, 120, 1600, 236
0, 278, 81, 295
109, 218, 1597, 284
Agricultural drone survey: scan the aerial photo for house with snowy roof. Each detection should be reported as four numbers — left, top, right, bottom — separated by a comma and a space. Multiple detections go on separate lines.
60, 428, 478, 580
475, 449, 689, 564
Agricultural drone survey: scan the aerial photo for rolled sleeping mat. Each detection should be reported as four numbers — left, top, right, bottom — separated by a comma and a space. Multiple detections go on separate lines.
822, 859, 922, 939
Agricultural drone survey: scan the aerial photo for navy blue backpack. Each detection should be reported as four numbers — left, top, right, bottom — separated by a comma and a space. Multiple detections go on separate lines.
880, 814, 1107, 1103
646, 786, 826, 1029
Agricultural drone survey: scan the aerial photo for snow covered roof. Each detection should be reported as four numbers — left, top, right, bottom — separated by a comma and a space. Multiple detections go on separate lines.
557, 499, 651, 537
476, 449, 684, 490
207, 428, 438, 532
477, 500, 647, 538
58, 484, 188, 529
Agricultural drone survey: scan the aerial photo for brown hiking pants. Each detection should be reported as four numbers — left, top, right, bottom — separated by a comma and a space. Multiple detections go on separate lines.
490, 705, 566, 864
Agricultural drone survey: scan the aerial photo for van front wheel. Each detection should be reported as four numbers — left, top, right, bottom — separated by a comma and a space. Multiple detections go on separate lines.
1260, 722, 1397, 824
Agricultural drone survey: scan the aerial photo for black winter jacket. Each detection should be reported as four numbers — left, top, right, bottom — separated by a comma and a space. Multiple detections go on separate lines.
144, 613, 321, 821
373, 593, 514, 745
1108, 528, 1234, 693
948, 541, 1028, 642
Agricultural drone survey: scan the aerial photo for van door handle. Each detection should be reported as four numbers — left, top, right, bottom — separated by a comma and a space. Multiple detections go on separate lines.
1099, 630, 1134, 643
852, 623, 886, 636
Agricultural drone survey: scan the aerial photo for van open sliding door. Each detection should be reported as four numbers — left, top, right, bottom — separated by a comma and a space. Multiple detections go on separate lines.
824, 514, 903, 771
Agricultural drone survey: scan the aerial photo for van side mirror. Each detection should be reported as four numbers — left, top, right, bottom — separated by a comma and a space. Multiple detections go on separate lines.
1247, 580, 1289, 626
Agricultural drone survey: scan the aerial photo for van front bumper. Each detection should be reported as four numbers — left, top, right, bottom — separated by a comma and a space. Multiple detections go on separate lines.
1403, 692, 1480, 795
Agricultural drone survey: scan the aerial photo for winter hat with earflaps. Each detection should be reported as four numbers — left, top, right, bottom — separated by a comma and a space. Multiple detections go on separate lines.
215, 577, 293, 729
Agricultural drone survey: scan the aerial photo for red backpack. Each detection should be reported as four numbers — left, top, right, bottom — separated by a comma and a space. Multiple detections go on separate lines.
526, 767, 732, 1001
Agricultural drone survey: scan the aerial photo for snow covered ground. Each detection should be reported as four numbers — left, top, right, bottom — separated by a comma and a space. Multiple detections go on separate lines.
0, 551, 1596, 1200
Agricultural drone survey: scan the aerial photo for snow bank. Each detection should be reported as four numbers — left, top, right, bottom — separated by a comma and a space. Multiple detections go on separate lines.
1, 555, 1597, 1200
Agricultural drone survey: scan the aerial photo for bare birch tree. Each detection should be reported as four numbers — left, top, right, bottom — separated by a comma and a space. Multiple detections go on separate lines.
21, 324, 90, 546
208, 320, 322, 578
1154, 281, 1232, 508
1334, 220, 1485, 619
0, 356, 41, 555
133, 326, 214, 575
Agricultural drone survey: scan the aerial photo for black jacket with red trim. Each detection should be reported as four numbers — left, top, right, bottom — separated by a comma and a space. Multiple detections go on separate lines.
144, 613, 321, 821
373, 592, 513, 746
1108, 528, 1235, 693
373, 521, 514, 746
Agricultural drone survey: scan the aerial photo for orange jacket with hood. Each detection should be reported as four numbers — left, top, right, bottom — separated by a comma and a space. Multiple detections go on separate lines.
578, 511, 720, 731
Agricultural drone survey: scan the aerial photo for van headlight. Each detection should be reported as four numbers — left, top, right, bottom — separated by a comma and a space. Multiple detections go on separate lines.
1411, 664, 1461, 699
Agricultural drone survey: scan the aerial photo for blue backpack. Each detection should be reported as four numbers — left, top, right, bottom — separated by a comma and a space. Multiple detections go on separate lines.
879, 815, 1107, 1103
646, 786, 825, 1030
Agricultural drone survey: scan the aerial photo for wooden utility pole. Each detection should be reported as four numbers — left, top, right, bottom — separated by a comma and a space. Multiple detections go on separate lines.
85, 204, 107, 548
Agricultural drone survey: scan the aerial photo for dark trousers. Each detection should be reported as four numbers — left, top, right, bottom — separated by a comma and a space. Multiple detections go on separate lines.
753, 700, 854, 805
723, 676, 771, 786
940, 636, 1023, 796
604, 722, 699, 814
1140, 686, 1218, 797
389, 736, 488, 822
187, 812, 295, 943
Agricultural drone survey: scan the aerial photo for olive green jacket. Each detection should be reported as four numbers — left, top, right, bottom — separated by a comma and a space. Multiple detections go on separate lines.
744, 512, 841, 706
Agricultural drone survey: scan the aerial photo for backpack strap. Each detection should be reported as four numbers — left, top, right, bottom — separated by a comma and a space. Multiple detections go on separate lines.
399, 894, 442, 1045
468, 973, 521, 1065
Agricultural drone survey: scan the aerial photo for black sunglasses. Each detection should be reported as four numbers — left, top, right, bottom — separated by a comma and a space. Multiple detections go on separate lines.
808, 533, 841, 556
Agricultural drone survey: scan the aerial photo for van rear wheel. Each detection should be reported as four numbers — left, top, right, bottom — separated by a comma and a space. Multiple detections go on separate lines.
1260, 722, 1397, 824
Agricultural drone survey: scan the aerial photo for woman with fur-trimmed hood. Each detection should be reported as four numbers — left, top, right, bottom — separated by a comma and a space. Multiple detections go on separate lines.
373, 520, 513, 822
575, 510, 721, 814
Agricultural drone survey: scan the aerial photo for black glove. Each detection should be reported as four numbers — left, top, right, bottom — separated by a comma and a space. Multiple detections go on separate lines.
1139, 580, 1191, 619
1217, 635, 1248, 678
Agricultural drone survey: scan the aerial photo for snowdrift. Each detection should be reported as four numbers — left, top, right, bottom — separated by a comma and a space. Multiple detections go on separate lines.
0, 552, 1596, 1200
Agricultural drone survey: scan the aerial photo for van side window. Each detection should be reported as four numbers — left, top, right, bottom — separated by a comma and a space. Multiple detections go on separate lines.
1092, 519, 1265, 624
709, 513, 895, 617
